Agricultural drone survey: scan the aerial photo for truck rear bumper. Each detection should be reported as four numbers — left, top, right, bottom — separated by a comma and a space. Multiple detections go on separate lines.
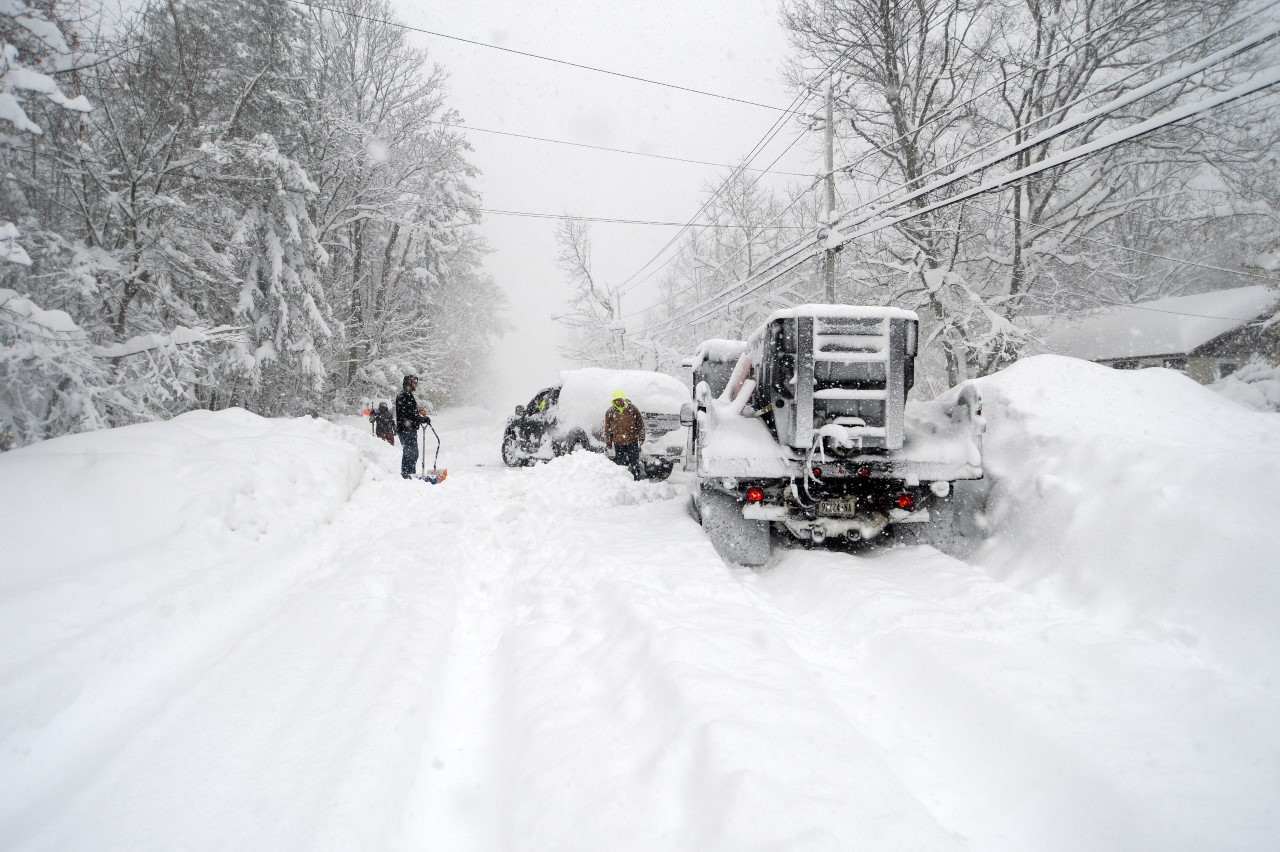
743, 502, 932, 542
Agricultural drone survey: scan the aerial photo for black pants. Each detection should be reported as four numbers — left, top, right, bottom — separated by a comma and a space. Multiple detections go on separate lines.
399, 430, 418, 478
613, 443, 642, 480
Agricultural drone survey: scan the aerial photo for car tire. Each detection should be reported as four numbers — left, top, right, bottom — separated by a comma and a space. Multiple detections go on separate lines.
554, 430, 588, 457
645, 460, 674, 481
501, 428, 526, 468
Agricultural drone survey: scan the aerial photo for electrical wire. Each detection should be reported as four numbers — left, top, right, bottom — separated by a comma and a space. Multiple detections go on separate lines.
611, 45, 862, 301
825, 11, 1280, 237
452, 205, 812, 228
825, 69, 1280, 256
818, 0, 1161, 182
624, 0, 1174, 330
987, 210, 1279, 286
649, 0, 1280, 333
656, 75, 1280, 336
615, 122, 822, 299
425, 120, 811, 177
284, 0, 798, 113
0, 145, 813, 228
658, 21, 1280, 332
610, 103, 819, 296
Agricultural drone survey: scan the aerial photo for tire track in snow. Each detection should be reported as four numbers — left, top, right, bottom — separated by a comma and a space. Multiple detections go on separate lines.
465, 472, 966, 851
4, 467, 474, 850
0, 540, 354, 846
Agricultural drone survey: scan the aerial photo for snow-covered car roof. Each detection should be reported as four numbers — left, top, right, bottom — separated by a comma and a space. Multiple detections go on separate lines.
555, 368, 689, 432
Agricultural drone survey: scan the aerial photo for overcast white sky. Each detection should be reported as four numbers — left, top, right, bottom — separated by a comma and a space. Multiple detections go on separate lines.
387, 0, 823, 408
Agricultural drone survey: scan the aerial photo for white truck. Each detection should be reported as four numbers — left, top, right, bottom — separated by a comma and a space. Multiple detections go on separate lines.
682, 305, 985, 566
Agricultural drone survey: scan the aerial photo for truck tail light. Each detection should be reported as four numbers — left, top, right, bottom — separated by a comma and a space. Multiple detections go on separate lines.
896, 493, 915, 510
745, 487, 765, 504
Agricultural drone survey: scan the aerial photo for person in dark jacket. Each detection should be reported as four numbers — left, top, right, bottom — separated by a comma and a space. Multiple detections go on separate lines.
395, 374, 432, 478
370, 402, 395, 445
603, 390, 645, 480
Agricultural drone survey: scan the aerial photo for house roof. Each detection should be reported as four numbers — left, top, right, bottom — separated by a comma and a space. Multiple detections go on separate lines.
1034, 285, 1279, 362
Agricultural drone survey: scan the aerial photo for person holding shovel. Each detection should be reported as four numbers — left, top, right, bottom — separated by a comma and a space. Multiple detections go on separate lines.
394, 374, 432, 479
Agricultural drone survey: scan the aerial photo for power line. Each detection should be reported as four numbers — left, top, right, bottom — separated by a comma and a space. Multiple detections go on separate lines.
824, 9, 1274, 240
826, 13, 1280, 238
989, 210, 1279, 286
825, 66, 1280, 253
820, 0, 1159, 183
623, 0, 1163, 329
611, 104, 816, 295
655, 73, 1280, 337
425, 119, 811, 177
1, 143, 813, 229
1083, 294, 1277, 323
454, 205, 811, 228
285, 0, 797, 114
626, 197, 822, 325
617, 123, 821, 299
612, 46, 859, 300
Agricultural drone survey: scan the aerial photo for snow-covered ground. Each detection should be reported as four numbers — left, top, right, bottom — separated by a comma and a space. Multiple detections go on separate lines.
2, 356, 1279, 850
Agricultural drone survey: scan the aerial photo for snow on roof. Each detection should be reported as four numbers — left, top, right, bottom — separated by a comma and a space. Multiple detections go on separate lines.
1037, 286, 1279, 361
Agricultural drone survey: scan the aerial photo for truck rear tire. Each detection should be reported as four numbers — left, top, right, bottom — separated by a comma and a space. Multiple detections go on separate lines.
699, 484, 771, 567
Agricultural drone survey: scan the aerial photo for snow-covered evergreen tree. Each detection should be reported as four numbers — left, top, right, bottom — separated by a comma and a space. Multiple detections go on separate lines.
1, 0, 503, 447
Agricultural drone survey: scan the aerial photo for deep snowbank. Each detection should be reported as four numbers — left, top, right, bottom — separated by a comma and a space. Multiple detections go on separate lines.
0, 409, 384, 783
3, 391, 1279, 849
972, 355, 1280, 679
1, 409, 374, 589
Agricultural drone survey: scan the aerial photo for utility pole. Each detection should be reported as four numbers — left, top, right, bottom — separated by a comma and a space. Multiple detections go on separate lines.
611, 290, 626, 359
824, 76, 839, 304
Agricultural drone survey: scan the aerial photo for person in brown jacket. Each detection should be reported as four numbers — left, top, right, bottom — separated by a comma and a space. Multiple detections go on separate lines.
604, 391, 646, 480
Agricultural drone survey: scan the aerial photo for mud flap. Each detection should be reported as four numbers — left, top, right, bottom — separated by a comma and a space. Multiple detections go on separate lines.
699, 485, 771, 567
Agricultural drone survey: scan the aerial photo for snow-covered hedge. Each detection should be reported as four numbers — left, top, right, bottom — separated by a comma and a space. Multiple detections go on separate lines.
1211, 358, 1280, 412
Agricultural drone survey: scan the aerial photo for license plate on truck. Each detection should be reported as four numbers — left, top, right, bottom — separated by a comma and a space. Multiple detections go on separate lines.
818, 498, 857, 517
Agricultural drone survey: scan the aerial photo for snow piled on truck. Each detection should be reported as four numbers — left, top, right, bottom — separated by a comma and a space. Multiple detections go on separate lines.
973, 354, 1280, 678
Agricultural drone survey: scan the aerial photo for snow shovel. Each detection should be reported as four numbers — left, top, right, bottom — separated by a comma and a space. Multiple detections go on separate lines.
418, 422, 448, 484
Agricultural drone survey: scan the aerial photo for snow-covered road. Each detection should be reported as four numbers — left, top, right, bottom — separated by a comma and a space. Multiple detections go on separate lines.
3, 359, 1279, 850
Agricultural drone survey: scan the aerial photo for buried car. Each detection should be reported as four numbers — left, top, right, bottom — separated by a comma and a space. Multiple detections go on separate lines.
501, 368, 689, 480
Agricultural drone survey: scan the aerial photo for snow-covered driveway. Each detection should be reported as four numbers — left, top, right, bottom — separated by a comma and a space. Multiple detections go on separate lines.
3, 360, 1279, 850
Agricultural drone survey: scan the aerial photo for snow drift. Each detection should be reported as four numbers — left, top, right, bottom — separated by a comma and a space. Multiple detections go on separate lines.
3, 364, 1280, 850
972, 355, 1280, 680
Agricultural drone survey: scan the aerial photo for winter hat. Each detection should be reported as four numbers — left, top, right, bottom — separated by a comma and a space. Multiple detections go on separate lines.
612, 390, 627, 409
